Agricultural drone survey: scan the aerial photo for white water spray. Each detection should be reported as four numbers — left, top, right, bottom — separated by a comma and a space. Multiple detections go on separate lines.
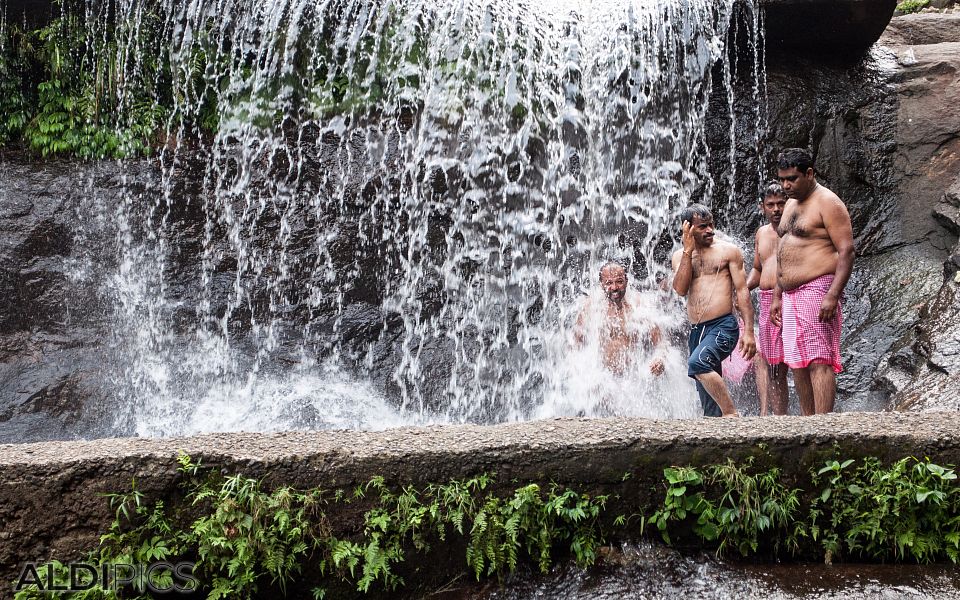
71, 0, 765, 435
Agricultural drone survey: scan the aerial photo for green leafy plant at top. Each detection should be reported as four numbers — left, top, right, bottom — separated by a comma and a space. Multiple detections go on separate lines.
0, 2, 170, 159
896, 0, 930, 14
809, 456, 960, 563
30, 12, 169, 158
0, 23, 33, 144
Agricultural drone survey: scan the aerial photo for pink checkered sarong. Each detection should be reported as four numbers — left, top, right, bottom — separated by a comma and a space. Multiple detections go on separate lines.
758, 289, 784, 365
781, 274, 843, 373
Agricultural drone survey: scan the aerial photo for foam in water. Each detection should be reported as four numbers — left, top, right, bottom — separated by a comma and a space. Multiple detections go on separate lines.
68, 0, 765, 436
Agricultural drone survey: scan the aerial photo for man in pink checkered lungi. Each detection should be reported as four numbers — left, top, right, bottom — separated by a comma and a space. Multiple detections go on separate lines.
746, 182, 789, 416
770, 148, 855, 415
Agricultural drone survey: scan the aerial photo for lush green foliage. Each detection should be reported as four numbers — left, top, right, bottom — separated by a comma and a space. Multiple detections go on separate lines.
896, 0, 931, 14
0, 6, 168, 158
0, 24, 32, 144
15, 455, 960, 599
15, 454, 608, 599
0, 0, 546, 158
809, 457, 960, 563
648, 458, 802, 557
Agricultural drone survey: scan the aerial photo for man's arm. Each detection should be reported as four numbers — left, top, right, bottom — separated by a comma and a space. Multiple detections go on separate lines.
648, 325, 665, 375
573, 298, 590, 347
745, 232, 762, 291
729, 246, 757, 360
821, 198, 856, 322
770, 282, 783, 327
671, 221, 696, 296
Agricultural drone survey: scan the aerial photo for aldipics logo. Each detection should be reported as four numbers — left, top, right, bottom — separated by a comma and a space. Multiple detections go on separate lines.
14, 561, 198, 594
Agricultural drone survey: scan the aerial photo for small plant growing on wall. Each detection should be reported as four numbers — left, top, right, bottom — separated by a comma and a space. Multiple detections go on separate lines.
896, 0, 931, 14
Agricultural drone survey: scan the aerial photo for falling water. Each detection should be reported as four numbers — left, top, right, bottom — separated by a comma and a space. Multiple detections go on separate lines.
67, 0, 767, 436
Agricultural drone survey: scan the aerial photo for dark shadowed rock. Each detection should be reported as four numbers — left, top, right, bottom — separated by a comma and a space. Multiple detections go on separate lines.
762, 0, 897, 60
712, 39, 922, 412
711, 11, 960, 413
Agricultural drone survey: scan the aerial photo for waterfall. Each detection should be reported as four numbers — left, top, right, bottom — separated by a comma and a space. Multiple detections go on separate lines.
64, 0, 765, 436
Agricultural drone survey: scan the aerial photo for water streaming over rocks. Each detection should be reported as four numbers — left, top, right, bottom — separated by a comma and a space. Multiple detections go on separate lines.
52, 0, 767, 437
459, 542, 960, 600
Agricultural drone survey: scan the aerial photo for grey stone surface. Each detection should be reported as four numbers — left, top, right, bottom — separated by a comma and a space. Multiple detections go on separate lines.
870, 15, 960, 409
882, 12, 960, 45
2, 413, 960, 587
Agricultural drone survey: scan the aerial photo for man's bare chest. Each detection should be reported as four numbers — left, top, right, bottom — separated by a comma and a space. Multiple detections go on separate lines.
779, 207, 825, 239
757, 232, 779, 262
692, 255, 727, 278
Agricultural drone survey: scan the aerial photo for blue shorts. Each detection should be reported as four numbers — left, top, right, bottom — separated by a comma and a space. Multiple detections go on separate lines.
687, 313, 739, 417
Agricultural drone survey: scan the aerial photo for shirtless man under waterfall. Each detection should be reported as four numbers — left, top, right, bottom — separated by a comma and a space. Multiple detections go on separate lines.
770, 148, 855, 415
671, 204, 756, 417
574, 263, 666, 378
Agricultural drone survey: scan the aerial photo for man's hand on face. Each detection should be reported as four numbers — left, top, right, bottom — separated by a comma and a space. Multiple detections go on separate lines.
682, 221, 696, 254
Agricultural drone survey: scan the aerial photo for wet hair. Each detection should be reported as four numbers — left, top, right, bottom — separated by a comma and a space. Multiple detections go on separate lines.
599, 261, 627, 280
762, 181, 786, 201
679, 203, 713, 225
777, 148, 815, 173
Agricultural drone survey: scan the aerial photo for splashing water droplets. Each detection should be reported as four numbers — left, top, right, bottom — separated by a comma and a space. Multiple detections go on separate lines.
86, 0, 761, 435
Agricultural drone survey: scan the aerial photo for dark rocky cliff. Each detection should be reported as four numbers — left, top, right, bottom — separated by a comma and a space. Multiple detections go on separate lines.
710, 10, 960, 414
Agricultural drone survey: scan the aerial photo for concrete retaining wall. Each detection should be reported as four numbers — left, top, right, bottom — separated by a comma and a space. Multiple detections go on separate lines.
2, 412, 960, 590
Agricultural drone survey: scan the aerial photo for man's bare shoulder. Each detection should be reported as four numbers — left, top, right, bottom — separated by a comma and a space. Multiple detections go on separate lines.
715, 239, 744, 260
670, 248, 683, 269
812, 185, 851, 225
813, 184, 848, 212
756, 223, 777, 240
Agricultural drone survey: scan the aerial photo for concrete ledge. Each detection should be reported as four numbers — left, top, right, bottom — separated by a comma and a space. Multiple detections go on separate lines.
2, 412, 960, 585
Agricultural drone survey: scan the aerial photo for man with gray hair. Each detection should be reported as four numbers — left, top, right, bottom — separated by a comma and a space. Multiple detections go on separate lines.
574, 262, 666, 378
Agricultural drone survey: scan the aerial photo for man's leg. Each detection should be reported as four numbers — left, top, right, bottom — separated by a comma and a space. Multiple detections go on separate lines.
809, 362, 836, 414
694, 371, 737, 416
770, 363, 789, 416
792, 366, 815, 416
695, 380, 723, 417
755, 355, 770, 416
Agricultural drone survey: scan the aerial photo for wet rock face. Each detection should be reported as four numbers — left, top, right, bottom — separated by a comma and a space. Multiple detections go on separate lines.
0, 159, 167, 442
711, 45, 905, 411
0, 159, 99, 442
869, 14, 960, 410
